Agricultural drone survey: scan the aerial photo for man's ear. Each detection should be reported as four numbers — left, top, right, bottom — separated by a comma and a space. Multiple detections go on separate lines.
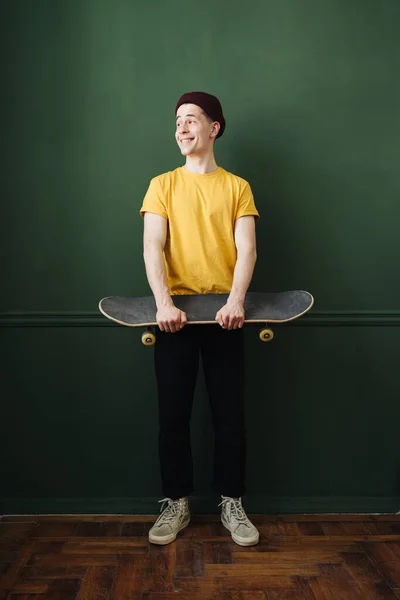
210, 121, 221, 139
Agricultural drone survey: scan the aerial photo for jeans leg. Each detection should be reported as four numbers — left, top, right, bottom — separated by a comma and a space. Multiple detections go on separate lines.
154, 326, 200, 499
201, 326, 246, 498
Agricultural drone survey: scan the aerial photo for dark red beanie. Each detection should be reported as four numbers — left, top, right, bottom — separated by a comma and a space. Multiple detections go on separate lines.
175, 91, 226, 139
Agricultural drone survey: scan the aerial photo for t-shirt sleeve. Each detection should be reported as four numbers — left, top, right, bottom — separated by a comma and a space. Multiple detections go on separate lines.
139, 177, 168, 220
236, 182, 260, 221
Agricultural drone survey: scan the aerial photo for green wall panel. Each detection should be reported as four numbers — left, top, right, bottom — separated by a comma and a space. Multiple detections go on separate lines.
1, 0, 399, 513
1, 324, 399, 513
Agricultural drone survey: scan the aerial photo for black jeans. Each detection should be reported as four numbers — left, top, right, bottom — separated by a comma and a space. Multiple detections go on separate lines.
154, 324, 246, 500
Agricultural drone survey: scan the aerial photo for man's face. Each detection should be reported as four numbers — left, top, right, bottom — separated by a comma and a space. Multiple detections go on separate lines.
175, 103, 219, 156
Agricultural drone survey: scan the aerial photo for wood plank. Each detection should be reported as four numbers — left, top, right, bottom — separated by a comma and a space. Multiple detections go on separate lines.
6, 579, 80, 600
343, 552, 400, 600
121, 522, 148, 537
316, 563, 368, 599
206, 563, 321, 577
31, 522, 79, 538
183, 522, 230, 538
0, 540, 36, 591
365, 523, 400, 535
307, 575, 336, 599
232, 550, 344, 564
373, 561, 400, 589
255, 524, 280, 537
110, 554, 148, 600
266, 576, 318, 600
297, 522, 325, 536
75, 522, 124, 537
388, 543, 400, 560
61, 542, 147, 555
6, 581, 49, 594
61, 538, 149, 555
0, 551, 19, 579
363, 541, 398, 563
0, 523, 37, 545
29, 541, 65, 555
211, 575, 296, 592
76, 565, 116, 600
19, 565, 87, 579
174, 576, 222, 594
26, 554, 119, 567
250, 535, 400, 543
319, 522, 348, 536
203, 542, 233, 564
1, 515, 156, 523
25, 536, 149, 544
64, 537, 147, 547
176, 573, 294, 593
142, 544, 176, 592
275, 521, 302, 536
142, 593, 267, 600
281, 515, 377, 522
175, 541, 204, 577
341, 521, 372, 535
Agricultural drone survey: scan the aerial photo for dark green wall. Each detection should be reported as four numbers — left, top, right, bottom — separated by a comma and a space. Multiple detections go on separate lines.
1, 0, 399, 514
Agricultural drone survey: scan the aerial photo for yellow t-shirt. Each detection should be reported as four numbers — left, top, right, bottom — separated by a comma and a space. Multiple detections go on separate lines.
140, 166, 259, 295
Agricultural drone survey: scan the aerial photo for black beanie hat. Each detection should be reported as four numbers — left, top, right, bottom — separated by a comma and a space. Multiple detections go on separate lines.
175, 91, 226, 139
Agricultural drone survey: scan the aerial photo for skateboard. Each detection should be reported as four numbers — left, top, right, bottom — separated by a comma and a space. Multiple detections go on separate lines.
98, 290, 314, 345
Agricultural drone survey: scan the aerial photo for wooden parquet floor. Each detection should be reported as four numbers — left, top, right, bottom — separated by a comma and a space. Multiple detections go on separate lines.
1, 513, 400, 599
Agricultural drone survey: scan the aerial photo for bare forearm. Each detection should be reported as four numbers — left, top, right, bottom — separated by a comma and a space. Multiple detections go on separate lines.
228, 249, 257, 303
143, 246, 173, 309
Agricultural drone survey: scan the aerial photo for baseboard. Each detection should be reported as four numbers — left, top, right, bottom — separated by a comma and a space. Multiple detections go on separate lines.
1, 496, 399, 516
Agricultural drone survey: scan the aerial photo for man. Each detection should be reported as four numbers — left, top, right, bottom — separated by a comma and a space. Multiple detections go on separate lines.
140, 91, 260, 547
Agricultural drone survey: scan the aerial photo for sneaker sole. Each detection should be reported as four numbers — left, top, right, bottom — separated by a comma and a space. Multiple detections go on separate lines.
149, 517, 191, 545
221, 519, 259, 547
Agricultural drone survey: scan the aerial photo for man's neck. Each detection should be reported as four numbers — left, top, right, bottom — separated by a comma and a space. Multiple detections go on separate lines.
183, 152, 218, 174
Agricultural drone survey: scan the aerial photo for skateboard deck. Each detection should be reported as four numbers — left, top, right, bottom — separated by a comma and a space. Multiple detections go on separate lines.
98, 290, 314, 344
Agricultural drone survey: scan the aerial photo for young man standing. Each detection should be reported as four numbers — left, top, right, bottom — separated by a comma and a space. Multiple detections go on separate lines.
140, 92, 260, 546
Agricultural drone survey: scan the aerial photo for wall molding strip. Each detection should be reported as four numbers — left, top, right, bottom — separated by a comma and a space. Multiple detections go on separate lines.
1, 495, 400, 515
1, 311, 400, 327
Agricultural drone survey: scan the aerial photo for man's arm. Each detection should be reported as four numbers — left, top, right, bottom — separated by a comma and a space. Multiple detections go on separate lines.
143, 212, 187, 332
229, 215, 257, 303
215, 215, 257, 329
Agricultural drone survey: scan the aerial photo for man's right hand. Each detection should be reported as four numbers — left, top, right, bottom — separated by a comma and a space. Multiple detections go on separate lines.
156, 304, 187, 333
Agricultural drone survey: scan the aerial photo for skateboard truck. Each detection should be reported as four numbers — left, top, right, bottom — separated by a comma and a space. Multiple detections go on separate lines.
142, 324, 275, 345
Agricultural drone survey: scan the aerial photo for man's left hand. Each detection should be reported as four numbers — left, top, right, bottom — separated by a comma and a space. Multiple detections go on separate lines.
215, 300, 245, 330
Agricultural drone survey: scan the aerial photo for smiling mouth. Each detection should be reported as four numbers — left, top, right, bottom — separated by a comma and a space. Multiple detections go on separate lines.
180, 138, 194, 143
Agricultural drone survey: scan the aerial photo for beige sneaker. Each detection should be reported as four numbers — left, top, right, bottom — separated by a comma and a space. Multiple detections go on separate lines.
219, 495, 259, 546
148, 497, 190, 545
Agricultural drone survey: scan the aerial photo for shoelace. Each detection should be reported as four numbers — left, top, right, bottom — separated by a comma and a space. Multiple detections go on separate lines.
218, 496, 250, 525
156, 497, 183, 524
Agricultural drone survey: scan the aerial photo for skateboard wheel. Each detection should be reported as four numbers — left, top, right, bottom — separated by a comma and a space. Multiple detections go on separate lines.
259, 328, 274, 342
142, 332, 156, 346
